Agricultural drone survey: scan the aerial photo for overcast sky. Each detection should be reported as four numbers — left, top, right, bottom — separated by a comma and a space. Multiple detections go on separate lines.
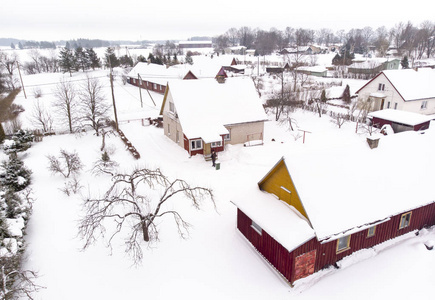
2, 0, 433, 41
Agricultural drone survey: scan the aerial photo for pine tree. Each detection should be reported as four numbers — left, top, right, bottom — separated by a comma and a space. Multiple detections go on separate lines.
3, 130, 33, 155
86, 48, 101, 70
342, 84, 351, 103
401, 56, 409, 69
75, 46, 90, 72
0, 156, 32, 192
104, 47, 119, 68
59, 47, 76, 77
320, 89, 327, 103
185, 52, 193, 65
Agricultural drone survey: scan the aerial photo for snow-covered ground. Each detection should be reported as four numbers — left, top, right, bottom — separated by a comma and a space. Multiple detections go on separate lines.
2, 51, 434, 299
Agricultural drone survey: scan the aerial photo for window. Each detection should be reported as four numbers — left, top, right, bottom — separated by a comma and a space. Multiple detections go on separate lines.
421, 101, 428, 110
132, 78, 136, 84
191, 139, 202, 150
169, 102, 175, 113
394, 102, 398, 110
176, 131, 180, 143
153, 83, 157, 89
167, 124, 170, 136
367, 226, 376, 238
224, 133, 231, 141
336, 235, 351, 253
251, 220, 262, 235
378, 83, 385, 91
387, 101, 391, 109
211, 141, 222, 147
399, 212, 412, 229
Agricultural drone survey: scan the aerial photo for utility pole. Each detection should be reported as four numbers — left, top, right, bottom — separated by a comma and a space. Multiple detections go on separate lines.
137, 73, 143, 108
108, 55, 119, 131
16, 61, 26, 99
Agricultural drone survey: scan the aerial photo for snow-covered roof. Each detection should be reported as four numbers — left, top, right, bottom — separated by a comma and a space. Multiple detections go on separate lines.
368, 109, 432, 126
296, 66, 327, 73
232, 187, 315, 252
382, 69, 435, 101
282, 129, 435, 241
164, 77, 268, 141
127, 62, 188, 85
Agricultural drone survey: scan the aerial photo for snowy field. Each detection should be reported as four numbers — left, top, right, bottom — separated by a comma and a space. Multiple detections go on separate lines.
1, 50, 434, 299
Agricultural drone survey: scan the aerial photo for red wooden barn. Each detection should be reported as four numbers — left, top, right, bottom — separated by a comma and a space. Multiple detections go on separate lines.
232, 130, 435, 286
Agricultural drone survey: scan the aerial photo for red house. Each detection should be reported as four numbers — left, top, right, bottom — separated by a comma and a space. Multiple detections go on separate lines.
368, 109, 431, 132
232, 130, 435, 286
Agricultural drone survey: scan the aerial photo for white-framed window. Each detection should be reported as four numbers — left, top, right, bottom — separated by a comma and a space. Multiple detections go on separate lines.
224, 133, 231, 141
139, 79, 143, 85
394, 102, 398, 110
132, 78, 136, 84
387, 101, 391, 109
378, 83, 385, 91
176, 131, 180, 143
336, 235, 351, 253
399, 212, 412, 229
191, 139, 202, 150
153, 83, 157, 89
421, 101, 428, 110
367, 226, 376, 238
251, 220, 262, 235
211, 141, 222, 147
169, 102, 175, 113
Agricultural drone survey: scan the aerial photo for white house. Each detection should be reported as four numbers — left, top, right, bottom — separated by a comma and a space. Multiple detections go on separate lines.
356, 69, 435, 115
159, 77, 268, 158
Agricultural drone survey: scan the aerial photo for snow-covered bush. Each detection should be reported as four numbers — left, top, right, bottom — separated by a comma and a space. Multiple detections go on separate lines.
0, 156, 32, 192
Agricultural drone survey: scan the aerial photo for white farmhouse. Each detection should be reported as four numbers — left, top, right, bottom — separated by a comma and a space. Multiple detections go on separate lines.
356, 68, 435, 115
159, 77, 268, 158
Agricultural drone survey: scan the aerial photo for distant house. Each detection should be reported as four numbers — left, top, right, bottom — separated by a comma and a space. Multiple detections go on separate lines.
232, 131, 435, 285
368, 109, 432, 132
296, 66, 328, 77
127, 62, 197, 94
348, 59, 400, 79
178, 41, 213, 49
356, 69, 435, 115
266, 63, 291, 74
223, 58, 245, 74
159, 77, 268, 158
224, 46, 247, 55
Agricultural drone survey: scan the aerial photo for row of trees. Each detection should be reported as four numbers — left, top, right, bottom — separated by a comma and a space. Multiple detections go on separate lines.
31, 75, 110, 136
213, 21, 435, 58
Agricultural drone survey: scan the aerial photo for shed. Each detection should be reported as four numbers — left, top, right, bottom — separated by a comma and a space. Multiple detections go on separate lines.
368, 109, 432, 132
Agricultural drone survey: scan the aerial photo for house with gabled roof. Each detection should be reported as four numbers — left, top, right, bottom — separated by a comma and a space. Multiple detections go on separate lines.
127, 62, 197, 94
356, 68, 435, 115
159, 77, 268, 158
232, 130, 435, 285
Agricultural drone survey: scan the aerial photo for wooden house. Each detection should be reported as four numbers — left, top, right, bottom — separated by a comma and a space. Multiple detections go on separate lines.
368, 109, 432, 132
356, 68, 435, 115
159, 77, 268, 158
127, 62, 198, 94
232, 131, 435, 285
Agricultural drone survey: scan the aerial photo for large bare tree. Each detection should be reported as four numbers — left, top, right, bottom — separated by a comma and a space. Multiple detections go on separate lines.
79, 168, 215, 263
79, 75, 110, 136
54, 79, 78, 133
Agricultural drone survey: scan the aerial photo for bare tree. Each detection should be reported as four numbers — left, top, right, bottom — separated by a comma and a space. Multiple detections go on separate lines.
0, 255, 44, 300
79, 75, 110, 136
47, 149, 83, 178
53, 79, 78, 133
29, 99, 53, 133
79, 168, 215, 264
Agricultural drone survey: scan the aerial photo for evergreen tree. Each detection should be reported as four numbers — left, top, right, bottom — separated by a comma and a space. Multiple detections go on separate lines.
18, 42, 23, 49
320, 89, 327, 103
75, 46, 90, 72
342, 84, 351, 103
119, 55, 133, 67
59, 47, 76, 76
104, 47, 120, 68
3, 130, 33, 155
185, 52, 193, 65
401, 56, 409, 69
136, 55, 147, 63
0, 156, 32, 192
10, 43, 15, 49
86, 48, 101, 70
